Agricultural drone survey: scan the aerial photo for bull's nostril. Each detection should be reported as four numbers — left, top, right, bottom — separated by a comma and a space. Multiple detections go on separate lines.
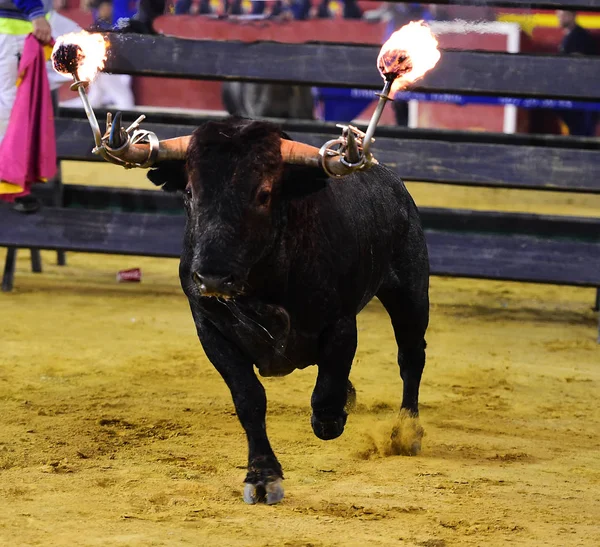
193, 272, 236, 295
193, 272, 207, 292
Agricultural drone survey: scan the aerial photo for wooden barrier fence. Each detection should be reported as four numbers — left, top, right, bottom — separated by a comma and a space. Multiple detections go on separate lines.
1, 0, 599, 338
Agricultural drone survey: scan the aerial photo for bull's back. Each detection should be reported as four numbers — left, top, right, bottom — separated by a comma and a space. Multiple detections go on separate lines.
328, 164, 412, 242
283, 165, 415, 320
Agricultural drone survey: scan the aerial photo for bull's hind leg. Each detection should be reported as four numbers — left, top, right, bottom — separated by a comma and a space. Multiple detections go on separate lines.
376, 278, 429, 416
311, 317, 358, 440
194, 315, 284, 505
375, 279, 428, 456
345, 379, 357, 412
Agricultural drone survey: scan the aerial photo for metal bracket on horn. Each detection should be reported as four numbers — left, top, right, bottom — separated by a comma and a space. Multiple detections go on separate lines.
94, 111, 160, 169
318, 124, 378, 178
70, 75, 159, 169
317, 76, 395, 177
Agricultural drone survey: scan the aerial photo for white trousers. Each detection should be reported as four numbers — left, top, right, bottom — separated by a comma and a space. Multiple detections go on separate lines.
47, 11, 82, 92
87, 73, 135, 110
0, 33, 26, 143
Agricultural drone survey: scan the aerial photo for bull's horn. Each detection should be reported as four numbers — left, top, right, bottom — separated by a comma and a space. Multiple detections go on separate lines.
280, 140, 354, 177
108, 135, 357, 174
108, 111, 126, 149
345, 129, 361, 165
106, 135, 192, 167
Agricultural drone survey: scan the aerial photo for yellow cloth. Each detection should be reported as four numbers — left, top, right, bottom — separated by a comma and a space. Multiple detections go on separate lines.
0, 178, 47, 194
43, 41, 52, 60
0, 181, 24, 194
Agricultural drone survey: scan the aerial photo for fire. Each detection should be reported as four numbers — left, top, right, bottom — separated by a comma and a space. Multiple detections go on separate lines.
377, 21, 441, 96
52, 31, 108, 83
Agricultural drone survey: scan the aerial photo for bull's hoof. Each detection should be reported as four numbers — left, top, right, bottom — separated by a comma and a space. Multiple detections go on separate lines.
243, 478, 284, 505
311, 413, 347, 440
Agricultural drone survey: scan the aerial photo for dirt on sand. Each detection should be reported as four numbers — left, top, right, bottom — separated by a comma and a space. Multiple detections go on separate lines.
1, 248, 598, 546
2, 161, 600, 546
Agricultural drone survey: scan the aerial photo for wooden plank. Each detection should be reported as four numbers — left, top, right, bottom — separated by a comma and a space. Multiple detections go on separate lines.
0, 206, 184, 258
55, 117, 600, 193
59, 109, 600, 151
366, 0, 600, 9
33, 183, 600, 242
299, 133, 600, 193
60, 185, 183, 213
426, 230, 600, 287
2, 205, 600, 287
103, 34, 600, 100
57, 106, 223, 128
419, 208, 600, 241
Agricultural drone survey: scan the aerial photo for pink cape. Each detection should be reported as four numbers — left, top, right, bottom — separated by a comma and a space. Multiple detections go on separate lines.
0, 36, 56, 201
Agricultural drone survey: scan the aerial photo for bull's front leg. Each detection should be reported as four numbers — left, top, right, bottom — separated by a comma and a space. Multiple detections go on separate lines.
195, 315, 284, 505
311, 317, 358, 440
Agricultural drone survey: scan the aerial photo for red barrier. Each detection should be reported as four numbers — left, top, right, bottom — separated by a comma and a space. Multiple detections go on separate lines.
154, 16, 387, 44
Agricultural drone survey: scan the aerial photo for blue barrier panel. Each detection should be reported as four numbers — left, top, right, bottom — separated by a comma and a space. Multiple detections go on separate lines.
313, 88, 600, 123
395, 92, 600, 112
313, 88, 373, 122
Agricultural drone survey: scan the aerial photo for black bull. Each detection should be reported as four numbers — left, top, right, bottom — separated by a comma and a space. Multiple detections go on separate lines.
148, 117, 429, 505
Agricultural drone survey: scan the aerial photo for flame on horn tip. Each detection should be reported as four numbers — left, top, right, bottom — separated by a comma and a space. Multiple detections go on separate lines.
377, 21, 441, 97
52, 31, 108, 83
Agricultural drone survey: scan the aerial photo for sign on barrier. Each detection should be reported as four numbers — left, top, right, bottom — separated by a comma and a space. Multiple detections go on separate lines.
394, 91, 600, 112
313, 87, 600, 126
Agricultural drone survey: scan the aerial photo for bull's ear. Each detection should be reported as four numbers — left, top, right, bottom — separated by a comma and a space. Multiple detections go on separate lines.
147, 160, 187, 193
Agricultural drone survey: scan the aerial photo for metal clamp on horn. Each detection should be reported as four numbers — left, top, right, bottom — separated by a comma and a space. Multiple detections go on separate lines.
69, 71, 159, 169
318, 124, 376, 179
99, 112, 160, 169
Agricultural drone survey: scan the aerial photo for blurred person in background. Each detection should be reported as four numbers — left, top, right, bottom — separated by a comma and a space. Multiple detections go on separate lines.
121, 0, 362, 29
81, 0, 155, 33
112, 0, 138, 27
120, 0, 161, 33
86, 0, 135, 109
246, 0, 293, 19
89, 0, 113, 29
174, 0, 210, 15
557, 9, 596, 55
48, 0, 81, 91
555, 9, 597, 136
0, 0, 80, 210
313, 0, 362, 19
0, 0, 52, 143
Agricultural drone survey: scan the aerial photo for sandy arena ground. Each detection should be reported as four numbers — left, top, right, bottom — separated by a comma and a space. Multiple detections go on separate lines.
1, 167, 599, 546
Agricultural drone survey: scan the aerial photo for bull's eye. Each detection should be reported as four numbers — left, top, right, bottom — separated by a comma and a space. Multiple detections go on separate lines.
183, 186, 192, 200
256, 189, 271, 207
